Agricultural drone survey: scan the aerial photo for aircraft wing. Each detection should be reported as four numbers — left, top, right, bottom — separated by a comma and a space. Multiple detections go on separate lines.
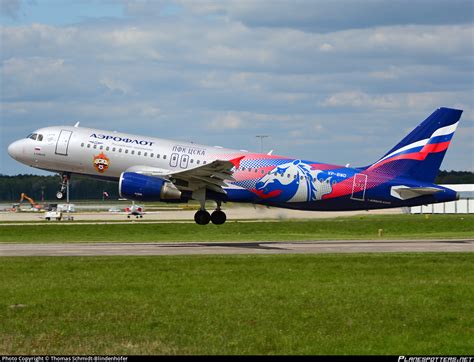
125, 156, 244, 194
390, 186, 444, 200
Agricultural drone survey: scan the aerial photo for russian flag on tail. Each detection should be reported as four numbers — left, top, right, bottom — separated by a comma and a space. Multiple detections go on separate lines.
366, 107, 462, 183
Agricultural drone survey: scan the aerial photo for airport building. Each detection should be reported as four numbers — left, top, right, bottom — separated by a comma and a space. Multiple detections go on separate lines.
406, 184, 474, 214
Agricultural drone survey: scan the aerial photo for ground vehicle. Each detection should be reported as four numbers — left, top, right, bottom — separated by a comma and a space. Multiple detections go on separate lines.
44, 210, 62, 221
14, 193, 42, 212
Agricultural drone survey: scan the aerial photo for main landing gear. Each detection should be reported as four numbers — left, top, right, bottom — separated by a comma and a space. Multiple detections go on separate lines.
56, 173, 71, 200
192, 189, 227, 225
194, 208, 227, 225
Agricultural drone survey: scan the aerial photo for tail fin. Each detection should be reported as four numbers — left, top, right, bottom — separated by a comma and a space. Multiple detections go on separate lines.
366, 107, 463, 183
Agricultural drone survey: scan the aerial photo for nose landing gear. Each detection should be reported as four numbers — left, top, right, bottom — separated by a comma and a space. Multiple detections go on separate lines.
56, 173, 71, 200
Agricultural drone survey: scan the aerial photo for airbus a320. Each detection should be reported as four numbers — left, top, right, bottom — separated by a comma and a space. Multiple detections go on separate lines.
8, 107, 462, 225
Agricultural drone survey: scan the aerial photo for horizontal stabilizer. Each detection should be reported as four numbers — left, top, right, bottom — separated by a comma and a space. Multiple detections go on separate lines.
390, 186, 443, 200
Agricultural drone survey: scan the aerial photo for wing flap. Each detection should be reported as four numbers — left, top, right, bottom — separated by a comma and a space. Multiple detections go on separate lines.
124, 156, 244, 194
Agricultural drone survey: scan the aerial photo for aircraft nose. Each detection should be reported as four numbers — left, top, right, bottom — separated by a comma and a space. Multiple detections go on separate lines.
7, 140, 23, 160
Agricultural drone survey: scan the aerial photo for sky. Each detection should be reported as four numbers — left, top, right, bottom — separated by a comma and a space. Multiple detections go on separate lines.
1, 0, 473, 175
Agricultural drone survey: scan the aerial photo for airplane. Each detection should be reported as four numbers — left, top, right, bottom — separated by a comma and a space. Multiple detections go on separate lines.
125, 201, 144, 219
7, 107, 463, 225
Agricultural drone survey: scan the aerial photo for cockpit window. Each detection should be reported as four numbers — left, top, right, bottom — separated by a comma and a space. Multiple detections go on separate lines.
27, 133, 38, 140
37, 134, 43, 141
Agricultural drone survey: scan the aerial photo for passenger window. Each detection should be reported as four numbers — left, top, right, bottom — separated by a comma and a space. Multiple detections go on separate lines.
157, 154, 160, 158
131, 150, 135, 155
125, 149, 128, 154
144, 152, 148, 157
112, 147, 116, 152
150, 153, 154, 157
197, 160, 200, 165
106, 146, 110, 151
261, 170, 264, 174
81, 143, 84, 147
203, 161, 207, 165
93, 145, 97, 149
138, 151, 141, 156
287, 174, 291, 178
190, 159, 194, 164
163, 155, 167, 160
119, 148, 122, 153
100, 146, 103, 150
87, 144, 91, 148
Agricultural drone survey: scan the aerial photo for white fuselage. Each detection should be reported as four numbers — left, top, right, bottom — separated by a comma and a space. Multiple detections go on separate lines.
8, 125, 246, 180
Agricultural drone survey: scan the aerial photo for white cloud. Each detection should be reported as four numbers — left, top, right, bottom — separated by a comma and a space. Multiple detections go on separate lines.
208, 113, 244, 130
320, 91, 400, 109
100, 77, 132, 95
1, 1, 473, 173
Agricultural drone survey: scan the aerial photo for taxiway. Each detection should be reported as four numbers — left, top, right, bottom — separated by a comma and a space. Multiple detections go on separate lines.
1, 239, 472, 256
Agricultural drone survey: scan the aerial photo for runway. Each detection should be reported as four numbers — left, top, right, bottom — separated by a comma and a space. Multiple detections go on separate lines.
0, 239, 473, 256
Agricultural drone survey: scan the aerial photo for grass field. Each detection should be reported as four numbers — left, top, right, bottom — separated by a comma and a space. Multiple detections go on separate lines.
1, 253, 473, 355
0, 214, 473, 243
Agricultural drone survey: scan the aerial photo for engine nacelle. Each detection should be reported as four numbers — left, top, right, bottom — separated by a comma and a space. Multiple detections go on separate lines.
119, 172, 182, 202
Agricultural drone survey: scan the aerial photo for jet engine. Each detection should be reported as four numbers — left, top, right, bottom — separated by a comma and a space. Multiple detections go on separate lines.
119, 172, 182, 201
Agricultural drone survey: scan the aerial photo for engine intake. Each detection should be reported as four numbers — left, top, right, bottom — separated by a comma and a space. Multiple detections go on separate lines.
119, 172, 182, 201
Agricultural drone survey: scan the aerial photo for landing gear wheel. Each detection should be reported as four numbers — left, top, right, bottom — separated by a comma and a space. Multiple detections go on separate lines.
194, 210, 211, 225
211, 210, 227, 225
56, 173, 70, 200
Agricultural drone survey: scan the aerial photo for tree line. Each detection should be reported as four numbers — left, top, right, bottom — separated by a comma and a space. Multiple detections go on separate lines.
0, 174, 119, 202
0, 170, 472, 202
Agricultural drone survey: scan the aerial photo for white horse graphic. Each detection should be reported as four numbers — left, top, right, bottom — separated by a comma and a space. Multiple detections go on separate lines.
255, 160, 333, 202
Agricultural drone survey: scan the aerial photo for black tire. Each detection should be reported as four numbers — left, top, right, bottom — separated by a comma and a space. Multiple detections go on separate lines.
194, 210, 211, 225
56, 191, 64, 200
211, 210, 227, 225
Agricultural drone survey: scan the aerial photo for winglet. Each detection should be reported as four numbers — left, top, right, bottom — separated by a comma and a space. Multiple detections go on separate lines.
229, 156, 245, 168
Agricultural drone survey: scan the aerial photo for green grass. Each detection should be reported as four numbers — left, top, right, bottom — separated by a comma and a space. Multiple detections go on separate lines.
0, 253, 473, 355
0, 214, 473, 243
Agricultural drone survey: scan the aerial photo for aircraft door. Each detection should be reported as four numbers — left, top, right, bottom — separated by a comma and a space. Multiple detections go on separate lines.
180, 154, 189, 169
170, 153, 179, 167
351, 173, 367, 201
55, 130, 72, 156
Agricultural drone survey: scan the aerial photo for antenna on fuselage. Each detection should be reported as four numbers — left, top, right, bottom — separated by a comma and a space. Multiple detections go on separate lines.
74, 122, 80, 127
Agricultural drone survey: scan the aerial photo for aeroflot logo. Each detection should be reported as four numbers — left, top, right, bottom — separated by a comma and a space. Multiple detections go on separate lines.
90, 134, 154, 146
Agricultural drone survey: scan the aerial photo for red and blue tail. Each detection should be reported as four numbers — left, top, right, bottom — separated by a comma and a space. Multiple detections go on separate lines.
365, 107, 462, 183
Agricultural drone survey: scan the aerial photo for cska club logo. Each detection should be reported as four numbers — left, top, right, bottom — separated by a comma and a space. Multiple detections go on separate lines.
93, 152, 110, 173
